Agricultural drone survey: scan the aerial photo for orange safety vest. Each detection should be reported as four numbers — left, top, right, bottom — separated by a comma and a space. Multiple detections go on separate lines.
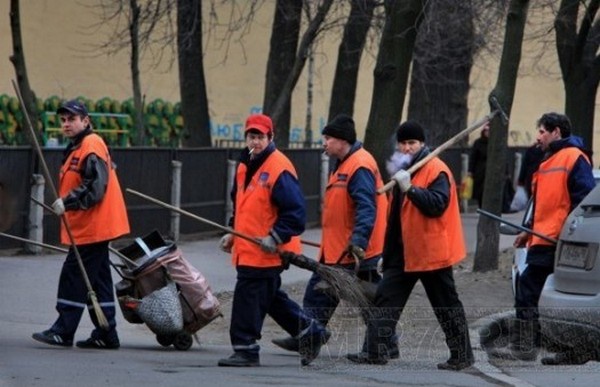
320, 148, 387, 265
400, 157, 465, 272
59, 133, 130, 245
232, 150, 301, 268
530, 147, 589, 247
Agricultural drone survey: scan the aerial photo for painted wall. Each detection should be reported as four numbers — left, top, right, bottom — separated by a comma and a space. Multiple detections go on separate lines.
1, 1, 598, 164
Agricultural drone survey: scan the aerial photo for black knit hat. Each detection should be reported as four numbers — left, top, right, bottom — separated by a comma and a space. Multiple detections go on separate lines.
396, 120, 425, 142
322, 114, 356, 144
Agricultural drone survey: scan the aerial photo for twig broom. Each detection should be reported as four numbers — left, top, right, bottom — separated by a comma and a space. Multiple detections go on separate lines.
126, 188, 374, 307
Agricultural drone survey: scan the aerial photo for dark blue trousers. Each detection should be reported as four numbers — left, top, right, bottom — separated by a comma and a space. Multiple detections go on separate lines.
230, 266, 317, 356
515, 263, 554, 320
50, 241, 117, 341
302, 256, 380, 326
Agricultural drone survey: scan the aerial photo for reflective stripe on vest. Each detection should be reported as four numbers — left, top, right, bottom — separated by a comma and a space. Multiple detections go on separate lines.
232, 150, 301, 268
320, 148, 387, 265
59, 133, 130, 245
530, 147, 589, 247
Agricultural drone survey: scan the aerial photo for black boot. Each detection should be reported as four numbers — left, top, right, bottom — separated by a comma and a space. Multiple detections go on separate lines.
488, 319, 539, 361
436, 307, 474, 371
298, 324, 330, 366
271, 336, 299, 352
218, 352, 260, 367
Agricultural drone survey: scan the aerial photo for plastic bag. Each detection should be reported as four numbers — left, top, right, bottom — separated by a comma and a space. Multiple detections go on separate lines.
460, 176, 473, 200
510, 185, 528, 212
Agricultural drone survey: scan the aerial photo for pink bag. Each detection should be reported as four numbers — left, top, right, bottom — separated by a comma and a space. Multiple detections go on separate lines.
136, 247, 222, 333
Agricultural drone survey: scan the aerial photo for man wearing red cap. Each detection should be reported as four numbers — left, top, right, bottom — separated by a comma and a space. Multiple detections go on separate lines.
217, 113, 328, 367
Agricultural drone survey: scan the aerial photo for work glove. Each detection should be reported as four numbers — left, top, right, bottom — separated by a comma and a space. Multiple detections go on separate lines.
259, 235, 278, 254
219, 233, 233, 253
52, 198, 65, 216
393, 169, 412, 193
346, 244, 366, 261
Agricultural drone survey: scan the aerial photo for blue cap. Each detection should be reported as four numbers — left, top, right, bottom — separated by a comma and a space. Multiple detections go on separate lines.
57, 100, 88, 117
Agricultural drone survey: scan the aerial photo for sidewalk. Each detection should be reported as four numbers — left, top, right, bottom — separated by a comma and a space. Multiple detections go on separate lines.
0, 211, 525, 387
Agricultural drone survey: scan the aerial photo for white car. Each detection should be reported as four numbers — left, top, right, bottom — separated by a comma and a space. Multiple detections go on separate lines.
538, 172, 600, 358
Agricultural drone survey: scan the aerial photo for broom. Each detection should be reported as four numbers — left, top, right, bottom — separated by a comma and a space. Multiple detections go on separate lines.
126, 188, 375, 307
12, 80, 109, 330
30, 197, 139, 267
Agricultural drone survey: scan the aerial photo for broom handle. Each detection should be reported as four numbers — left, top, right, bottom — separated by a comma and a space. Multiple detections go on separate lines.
126, 188, 262, 245
0, 231, 68, 253
377, 110, 500, 194
30, 197, 138, 266
12, 80, 109, 329
126, 188, 320, 248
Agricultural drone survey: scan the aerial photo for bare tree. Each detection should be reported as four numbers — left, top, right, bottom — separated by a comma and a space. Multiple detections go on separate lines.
556, 0, 600, 151
89, 0, 176, 145
363, 0, 425, 177
129, 0, 146, 145
266, 0, 335, 148
178, 0, 211, 147
327, 0, 377, 121
263, 0, 303, 144
407, 0, 476, 148
9, 0, 40, 143
474, 0, 530, 272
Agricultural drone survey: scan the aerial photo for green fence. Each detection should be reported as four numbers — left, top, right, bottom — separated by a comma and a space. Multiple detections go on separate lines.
0, 94, 185, 147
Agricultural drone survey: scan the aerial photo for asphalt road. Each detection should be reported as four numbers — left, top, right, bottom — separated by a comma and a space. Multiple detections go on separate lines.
1, 212, 599, 386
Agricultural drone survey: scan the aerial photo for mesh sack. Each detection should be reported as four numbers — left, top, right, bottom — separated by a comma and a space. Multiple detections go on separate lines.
136, 281, 183, 335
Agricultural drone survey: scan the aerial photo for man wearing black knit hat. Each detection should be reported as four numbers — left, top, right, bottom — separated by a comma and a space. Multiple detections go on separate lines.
347, 120, 474, 371
272, 114, 388, 354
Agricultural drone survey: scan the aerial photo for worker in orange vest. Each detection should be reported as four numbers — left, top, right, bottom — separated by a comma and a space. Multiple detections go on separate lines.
32, 100, 130, 350
218, 113, 328, 367
489, 112, 595, 364
347, 120, 474, 371
271, 113, 387, 355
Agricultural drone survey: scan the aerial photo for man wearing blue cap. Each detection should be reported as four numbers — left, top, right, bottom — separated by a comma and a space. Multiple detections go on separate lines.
32, 100, 130, 349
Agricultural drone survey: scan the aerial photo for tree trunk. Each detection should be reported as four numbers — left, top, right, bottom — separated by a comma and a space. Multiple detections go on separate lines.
407, 0, 475, 148
9, 0, 40, 144
177, 0, 211, 147
565, 81, 599, 153
555, 0, 600, 152
269, 0, 334, 148
129, 0, 146, 146
474, 0, 530, 272
363, 0, 424, 178
263, 0, 302, 145
327, 0, 376, 121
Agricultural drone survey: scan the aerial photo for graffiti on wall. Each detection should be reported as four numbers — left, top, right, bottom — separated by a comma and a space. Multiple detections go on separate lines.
210, 106, 326, 143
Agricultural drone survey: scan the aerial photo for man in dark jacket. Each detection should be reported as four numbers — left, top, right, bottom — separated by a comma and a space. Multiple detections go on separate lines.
468, 123, 489, 207
347, 121, 474, 371
489, 112, 595, 363
217, 114, 328, 367
271, 114, 387, 356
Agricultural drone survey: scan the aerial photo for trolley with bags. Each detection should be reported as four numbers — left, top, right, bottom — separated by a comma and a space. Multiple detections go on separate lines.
111, 231, 221, 350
